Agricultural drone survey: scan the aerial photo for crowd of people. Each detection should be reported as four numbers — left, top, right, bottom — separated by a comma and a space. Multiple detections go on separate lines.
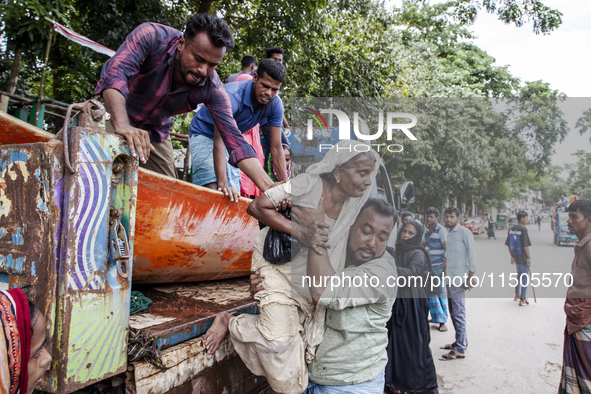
3, 11, 591, 394
94, 12, 295, 203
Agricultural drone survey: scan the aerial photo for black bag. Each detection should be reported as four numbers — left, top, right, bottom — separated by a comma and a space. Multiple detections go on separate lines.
263, 208, 302, 265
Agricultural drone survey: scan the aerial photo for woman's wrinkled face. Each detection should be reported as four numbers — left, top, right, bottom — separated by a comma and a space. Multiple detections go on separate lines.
401, 223, 417, 241
27, 311, 51, 394
335, 156, 375, 198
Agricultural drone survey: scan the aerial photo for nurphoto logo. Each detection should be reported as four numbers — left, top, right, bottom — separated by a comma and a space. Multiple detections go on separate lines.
302, 107, 418, 153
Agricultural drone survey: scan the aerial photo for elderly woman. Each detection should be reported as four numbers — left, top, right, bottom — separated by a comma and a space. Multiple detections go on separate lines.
204, 140, 381, 393
1, 287, 52, 394
385, 221, 439, 394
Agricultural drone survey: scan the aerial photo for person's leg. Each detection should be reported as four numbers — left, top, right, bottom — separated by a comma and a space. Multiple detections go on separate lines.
140, 136, 177, 178
447, 285, 467, 354
214, 230, 308, 393
517, 263, 529, 302
225, 149, 241, 191
559, 325, 591, 393
189, 134, 217, 188
514, 263, 522, 299
430, 265, 447, 327
228, 304, 308, 393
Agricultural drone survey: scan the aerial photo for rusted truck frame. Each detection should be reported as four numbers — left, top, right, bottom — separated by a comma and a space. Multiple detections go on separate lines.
0, 104, 268, 393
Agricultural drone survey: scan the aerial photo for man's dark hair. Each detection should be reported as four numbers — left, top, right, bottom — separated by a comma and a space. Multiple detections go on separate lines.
426, 207, 440, 218
516, 211, 528, 222
265, 46, 284, 58
443, 207, 460, 217
241, 55, 257, 69
256, 58, 286, 83
185, 14, 234, 48
569, 199, 591, 218
400, 211, 413, 220
359, 198, 398, 226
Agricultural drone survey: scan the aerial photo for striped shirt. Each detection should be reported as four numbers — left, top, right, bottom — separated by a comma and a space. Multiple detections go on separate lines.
94, 22, 256, 166
423, 222, 447, 265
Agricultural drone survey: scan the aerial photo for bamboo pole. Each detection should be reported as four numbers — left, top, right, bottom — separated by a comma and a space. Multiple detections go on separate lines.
32, 22, 54, 126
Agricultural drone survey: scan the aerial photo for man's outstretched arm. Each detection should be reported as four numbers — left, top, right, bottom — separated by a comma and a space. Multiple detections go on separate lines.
103, 89, 154, 163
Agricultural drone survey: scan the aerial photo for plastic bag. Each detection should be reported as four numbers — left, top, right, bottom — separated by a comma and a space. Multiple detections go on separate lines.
263, 208, 302, 265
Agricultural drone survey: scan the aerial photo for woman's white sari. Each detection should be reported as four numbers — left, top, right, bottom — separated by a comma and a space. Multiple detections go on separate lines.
229, 140, 381, 393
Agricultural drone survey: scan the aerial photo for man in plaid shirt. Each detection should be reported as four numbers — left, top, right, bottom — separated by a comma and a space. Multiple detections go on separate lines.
94, 14, 272, 190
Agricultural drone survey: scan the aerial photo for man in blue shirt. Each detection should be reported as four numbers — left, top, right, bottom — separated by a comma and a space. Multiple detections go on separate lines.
189, 59, 288, 200
505, 211, 532, 306
422, 207, 448, 332
440, 207, 477, 361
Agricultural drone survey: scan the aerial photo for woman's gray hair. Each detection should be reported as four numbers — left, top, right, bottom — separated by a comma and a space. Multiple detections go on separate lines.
320, 152, 375, 184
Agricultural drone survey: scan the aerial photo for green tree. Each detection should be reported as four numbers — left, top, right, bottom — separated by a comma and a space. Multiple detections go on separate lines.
504, 81, 568, 171
445, 0, 562, 34
566, 151, 591, 199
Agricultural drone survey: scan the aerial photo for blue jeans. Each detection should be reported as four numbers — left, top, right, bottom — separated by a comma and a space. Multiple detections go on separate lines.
447, 285, 467, 353
515, 263, 529, 300
304, 370, 385, 394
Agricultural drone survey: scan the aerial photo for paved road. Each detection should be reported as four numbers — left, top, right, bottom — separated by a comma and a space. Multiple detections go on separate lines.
432, 222, 574, 393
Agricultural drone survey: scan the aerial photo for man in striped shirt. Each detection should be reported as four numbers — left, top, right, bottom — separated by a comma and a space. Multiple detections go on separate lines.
94, 14, 272, 191
422, 207, 449, 332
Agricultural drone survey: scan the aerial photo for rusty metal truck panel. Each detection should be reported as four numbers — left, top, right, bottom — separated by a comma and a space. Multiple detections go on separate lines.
52, 103, 138, 393
0, 103, 139, 393
0, 110, 261, 285
133, 172, 260, 284
0, 110, 54, 144
0, 140, 63, 348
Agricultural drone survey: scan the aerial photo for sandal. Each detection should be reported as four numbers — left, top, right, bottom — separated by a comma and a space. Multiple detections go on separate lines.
440, 350, 465, 360
519, 299, 529, 306
439, 324, 448, 332
440, 343, 468, 351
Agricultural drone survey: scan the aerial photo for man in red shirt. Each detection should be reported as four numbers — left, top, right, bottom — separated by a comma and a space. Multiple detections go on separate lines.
559, 199, 591, 393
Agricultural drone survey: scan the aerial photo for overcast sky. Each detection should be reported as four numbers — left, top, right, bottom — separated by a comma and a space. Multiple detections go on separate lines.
466, 0, 591, 166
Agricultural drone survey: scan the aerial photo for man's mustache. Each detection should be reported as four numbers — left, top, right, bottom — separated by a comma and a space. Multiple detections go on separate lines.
188, 71, 206, 79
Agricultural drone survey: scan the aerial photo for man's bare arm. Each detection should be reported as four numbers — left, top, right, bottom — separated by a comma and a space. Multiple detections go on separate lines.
308, 244, 334, 303
213, 127, 239, 202
237, 159, 274, 192
102, 88, 154, 163
269, 126, 287, 181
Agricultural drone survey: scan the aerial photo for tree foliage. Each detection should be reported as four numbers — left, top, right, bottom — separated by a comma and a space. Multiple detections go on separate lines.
566, 151, 591, 199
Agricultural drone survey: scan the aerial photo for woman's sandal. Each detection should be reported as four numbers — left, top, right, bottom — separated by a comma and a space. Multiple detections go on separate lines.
440, 350, 465, 360
439, 324, 448, 332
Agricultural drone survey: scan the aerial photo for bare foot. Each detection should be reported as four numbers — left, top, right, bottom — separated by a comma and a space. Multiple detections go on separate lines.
205, 311, 232, 359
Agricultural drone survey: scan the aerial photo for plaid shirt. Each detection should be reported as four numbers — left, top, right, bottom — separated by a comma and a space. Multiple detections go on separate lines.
94, 22, 256, 166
